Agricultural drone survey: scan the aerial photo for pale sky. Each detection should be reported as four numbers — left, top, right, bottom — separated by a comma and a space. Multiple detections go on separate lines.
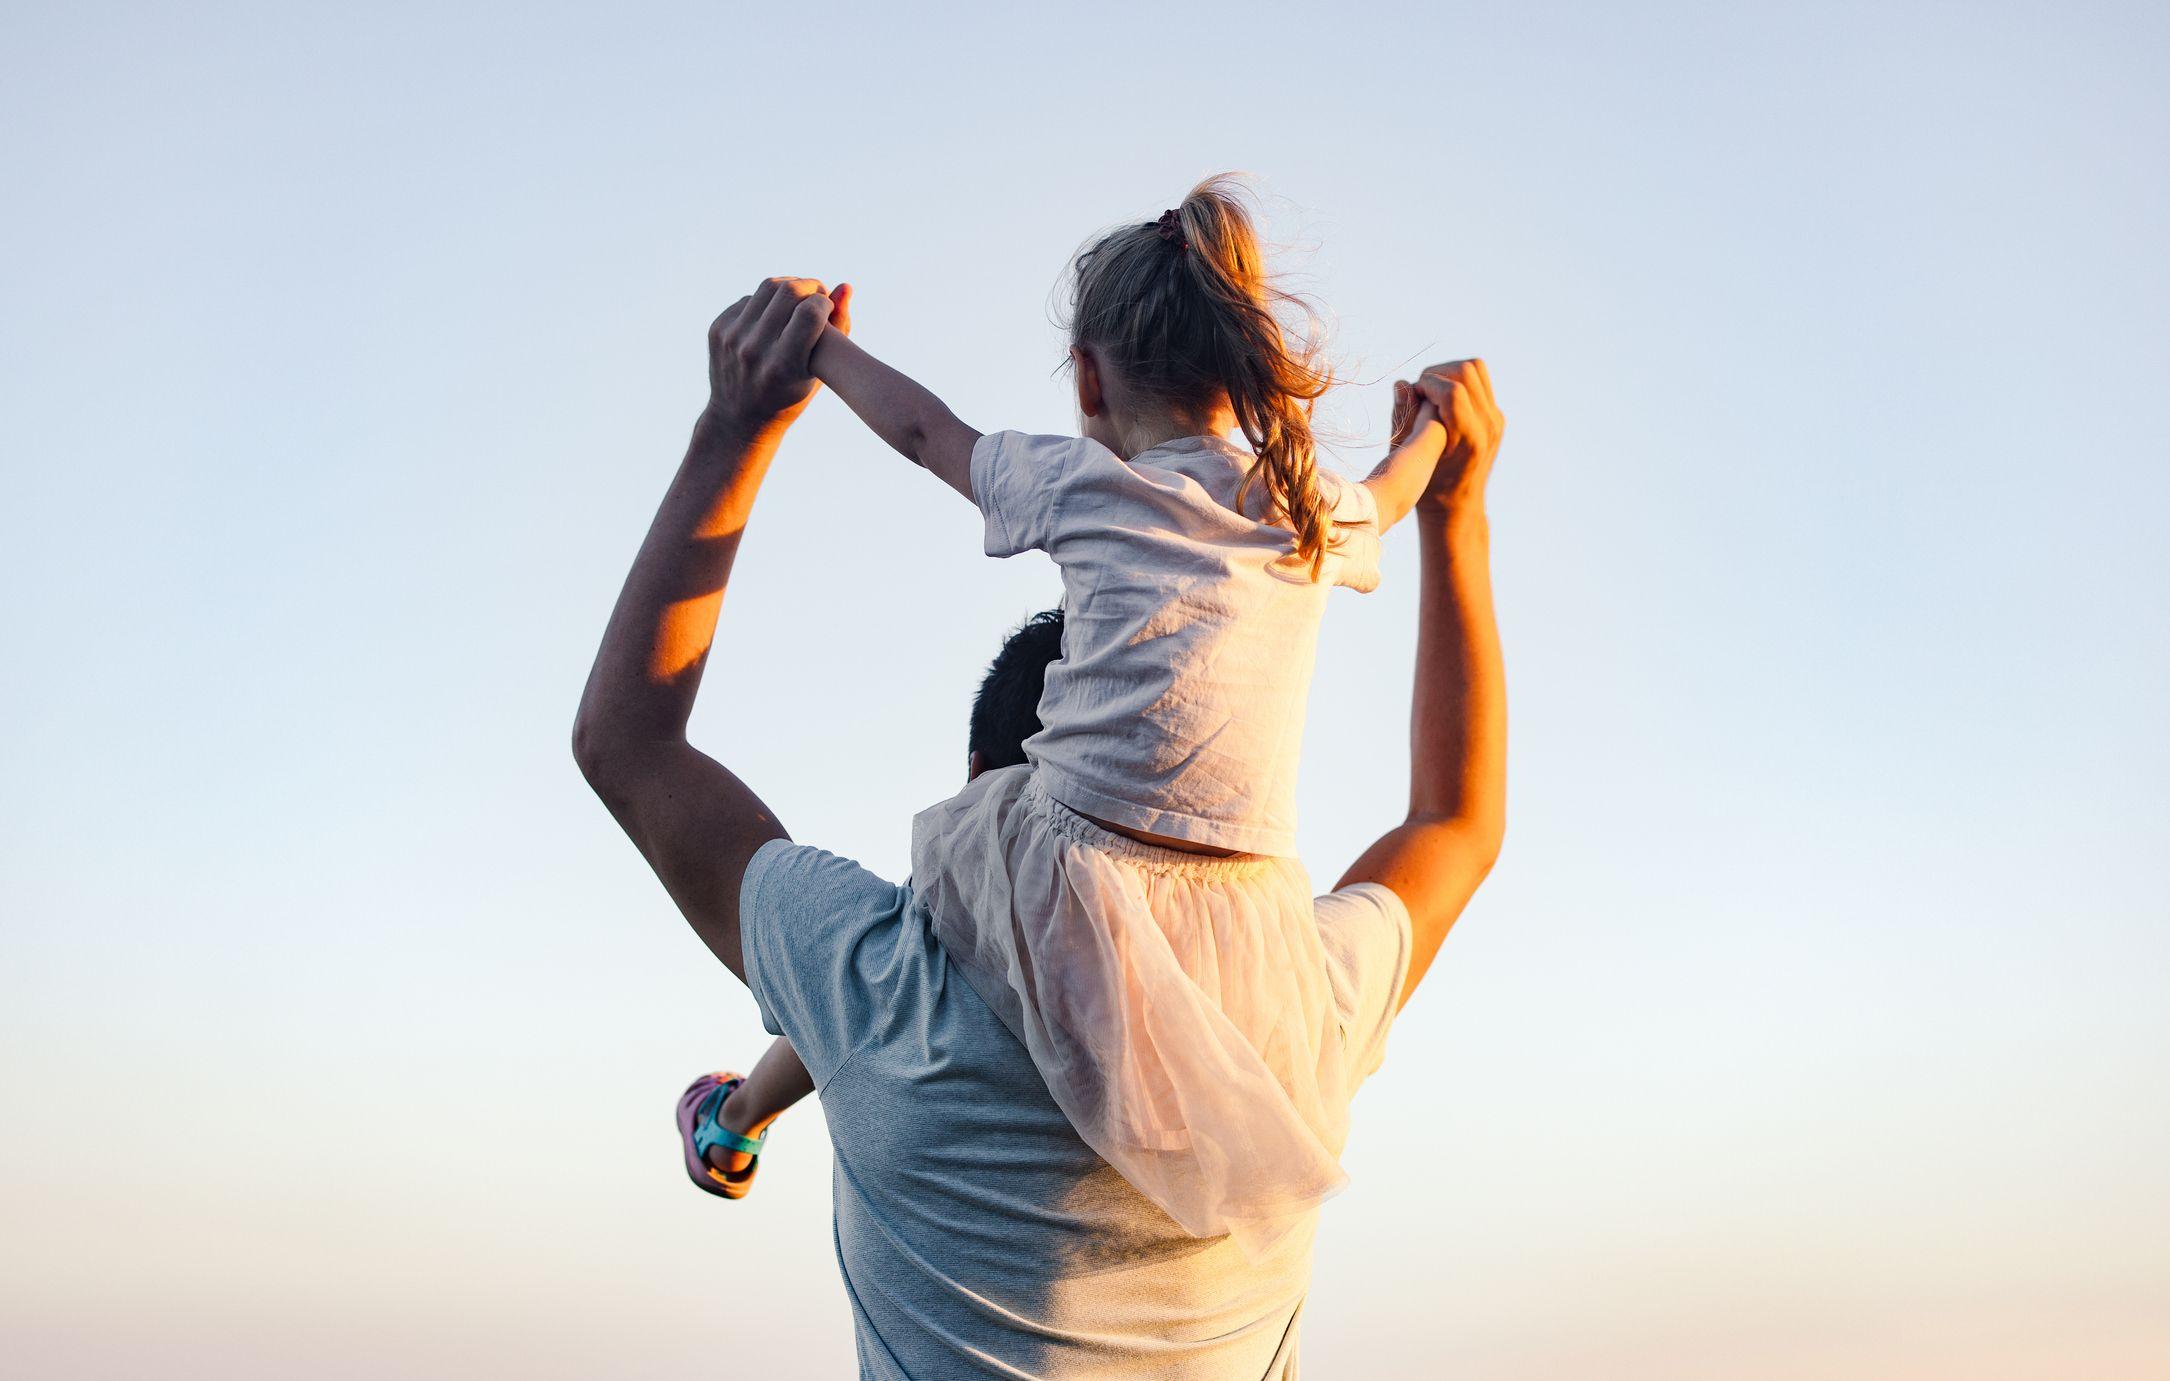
4, 2, 2166, 1376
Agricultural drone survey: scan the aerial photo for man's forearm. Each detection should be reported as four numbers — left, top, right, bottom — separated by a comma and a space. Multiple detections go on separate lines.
1335, 495, 1506, 1007
1334, 357, 1506, 1006
1406, 502, 1506, 835
573, 409, 775, 761
569, 279, 833, 980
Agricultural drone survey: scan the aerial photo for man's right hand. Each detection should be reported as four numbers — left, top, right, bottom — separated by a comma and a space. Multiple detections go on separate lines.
1409, 359, 1505, 514
702, 276, 846, 442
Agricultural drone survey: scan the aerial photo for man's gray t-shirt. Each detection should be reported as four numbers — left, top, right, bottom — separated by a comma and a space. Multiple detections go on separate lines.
740, 837, 1412, 1379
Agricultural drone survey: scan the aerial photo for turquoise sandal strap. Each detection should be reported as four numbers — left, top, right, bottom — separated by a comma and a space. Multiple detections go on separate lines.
692, 1082, 768, 1160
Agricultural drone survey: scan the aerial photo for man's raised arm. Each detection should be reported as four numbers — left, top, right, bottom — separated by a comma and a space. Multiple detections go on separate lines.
1336, 359, 1508, 1008
571, 276, 842, 980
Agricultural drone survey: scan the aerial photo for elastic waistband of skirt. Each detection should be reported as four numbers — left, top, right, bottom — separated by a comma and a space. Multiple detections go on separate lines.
1021, 774, 1283, 880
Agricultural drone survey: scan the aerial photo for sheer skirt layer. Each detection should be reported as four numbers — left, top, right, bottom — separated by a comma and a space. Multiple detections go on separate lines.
909, 764, 1350, 1259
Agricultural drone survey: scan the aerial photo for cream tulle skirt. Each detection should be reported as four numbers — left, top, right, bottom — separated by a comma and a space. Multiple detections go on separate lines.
909, 763, 1351, 1258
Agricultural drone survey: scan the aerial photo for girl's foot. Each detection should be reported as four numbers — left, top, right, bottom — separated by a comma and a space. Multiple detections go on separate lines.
675, 1071, 770, 1199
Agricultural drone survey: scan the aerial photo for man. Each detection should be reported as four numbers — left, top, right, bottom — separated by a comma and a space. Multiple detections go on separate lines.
573, 277, 1507, 1377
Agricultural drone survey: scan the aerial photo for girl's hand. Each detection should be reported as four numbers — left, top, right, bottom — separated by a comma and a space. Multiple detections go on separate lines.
1389, 379, 1429, 447
1389, 380, 1445, 452
703, 277, 847, 441
1362, 383, 1448, 531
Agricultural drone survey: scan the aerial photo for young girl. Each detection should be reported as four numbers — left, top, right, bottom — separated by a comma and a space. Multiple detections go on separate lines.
677, 176, 1450, 1254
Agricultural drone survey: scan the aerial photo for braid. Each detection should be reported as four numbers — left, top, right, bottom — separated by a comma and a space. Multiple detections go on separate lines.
1063, 173, 1340, 579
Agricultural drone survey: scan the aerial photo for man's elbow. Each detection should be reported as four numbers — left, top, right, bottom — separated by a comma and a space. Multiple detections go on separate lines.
571, 716, 599, 775
571, 712, 641, 796
1411, 807, 1505, 876
1473, 810, 1505, 872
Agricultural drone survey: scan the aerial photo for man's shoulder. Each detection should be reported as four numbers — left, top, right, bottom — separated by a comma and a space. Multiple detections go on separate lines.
743, 837, 900, 913
741, 839, 917, 970
1312, 881, 1415, 1088
739, 838, 920, 1084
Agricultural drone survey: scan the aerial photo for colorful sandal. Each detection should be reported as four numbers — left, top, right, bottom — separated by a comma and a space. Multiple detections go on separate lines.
676, 1071, 769, 1200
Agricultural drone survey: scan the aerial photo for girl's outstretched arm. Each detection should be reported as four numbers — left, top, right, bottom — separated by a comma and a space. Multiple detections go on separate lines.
1361, 380, 1449, 531
810, 310, 981, 501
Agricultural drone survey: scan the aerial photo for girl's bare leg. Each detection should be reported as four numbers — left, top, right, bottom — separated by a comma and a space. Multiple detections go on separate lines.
708, 1036, 814, 1174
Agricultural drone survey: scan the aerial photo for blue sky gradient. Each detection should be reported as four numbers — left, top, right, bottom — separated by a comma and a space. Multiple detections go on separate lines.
4, 2, 2165, 1374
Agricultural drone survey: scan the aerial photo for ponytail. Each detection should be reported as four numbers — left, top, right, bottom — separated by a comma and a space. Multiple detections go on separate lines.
1064, 174, 1339, 579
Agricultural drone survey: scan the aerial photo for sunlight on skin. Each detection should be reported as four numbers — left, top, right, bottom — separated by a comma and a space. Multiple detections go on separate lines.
651, 588, 724, 682
638, 274, 835, 689
647, 497, 753, 683
11, 8, 2165, 1374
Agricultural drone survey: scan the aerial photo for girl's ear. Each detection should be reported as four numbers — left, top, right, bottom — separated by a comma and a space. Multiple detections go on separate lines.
1071, 345, 1105, 418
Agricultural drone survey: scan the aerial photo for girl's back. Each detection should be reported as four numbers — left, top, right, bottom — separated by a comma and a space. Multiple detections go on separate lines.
972, 427, 1381, 855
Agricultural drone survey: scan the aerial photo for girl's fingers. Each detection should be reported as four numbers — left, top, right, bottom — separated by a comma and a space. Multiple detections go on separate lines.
1389, 380, 1413, 444
829, 281, 853, 336
1390, 400, 1444, 457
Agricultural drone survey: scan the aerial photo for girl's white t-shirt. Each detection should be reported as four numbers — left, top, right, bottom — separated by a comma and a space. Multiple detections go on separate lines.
971, 429, 1381, 856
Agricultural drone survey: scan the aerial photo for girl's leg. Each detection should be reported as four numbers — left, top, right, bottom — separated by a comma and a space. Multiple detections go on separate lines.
706, 1036, 814, 1174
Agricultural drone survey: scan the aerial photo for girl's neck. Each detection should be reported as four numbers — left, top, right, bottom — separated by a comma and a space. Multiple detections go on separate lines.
1094, 401, 1241, 459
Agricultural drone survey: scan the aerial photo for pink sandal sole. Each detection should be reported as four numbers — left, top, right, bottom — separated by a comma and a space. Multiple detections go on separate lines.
675, 1071, 759, 1199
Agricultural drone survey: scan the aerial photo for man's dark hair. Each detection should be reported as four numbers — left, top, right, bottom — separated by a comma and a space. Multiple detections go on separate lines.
969, 607, 1065, 769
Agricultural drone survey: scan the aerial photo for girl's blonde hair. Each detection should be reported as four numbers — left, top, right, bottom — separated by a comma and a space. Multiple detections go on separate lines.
1061, 174, 1338, 579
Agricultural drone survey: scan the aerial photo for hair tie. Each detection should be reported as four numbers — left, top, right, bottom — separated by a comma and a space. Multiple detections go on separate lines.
1155, 208, 1188, 253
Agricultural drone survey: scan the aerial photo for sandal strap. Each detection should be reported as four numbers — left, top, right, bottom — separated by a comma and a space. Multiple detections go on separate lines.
692, 1081, 768, 1160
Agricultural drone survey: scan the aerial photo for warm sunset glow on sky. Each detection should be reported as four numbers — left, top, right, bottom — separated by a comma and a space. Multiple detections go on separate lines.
5, 3, 2165, 1376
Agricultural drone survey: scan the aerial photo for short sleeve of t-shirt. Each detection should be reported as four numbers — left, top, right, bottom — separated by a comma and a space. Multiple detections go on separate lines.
970, 430, 1111, 559
739, 837, 915, 1089
1320, 469, 1383, 595
1312, 880, 1413, 1085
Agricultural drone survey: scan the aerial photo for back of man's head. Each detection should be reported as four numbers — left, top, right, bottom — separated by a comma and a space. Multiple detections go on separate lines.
968, 608, 1064, 772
